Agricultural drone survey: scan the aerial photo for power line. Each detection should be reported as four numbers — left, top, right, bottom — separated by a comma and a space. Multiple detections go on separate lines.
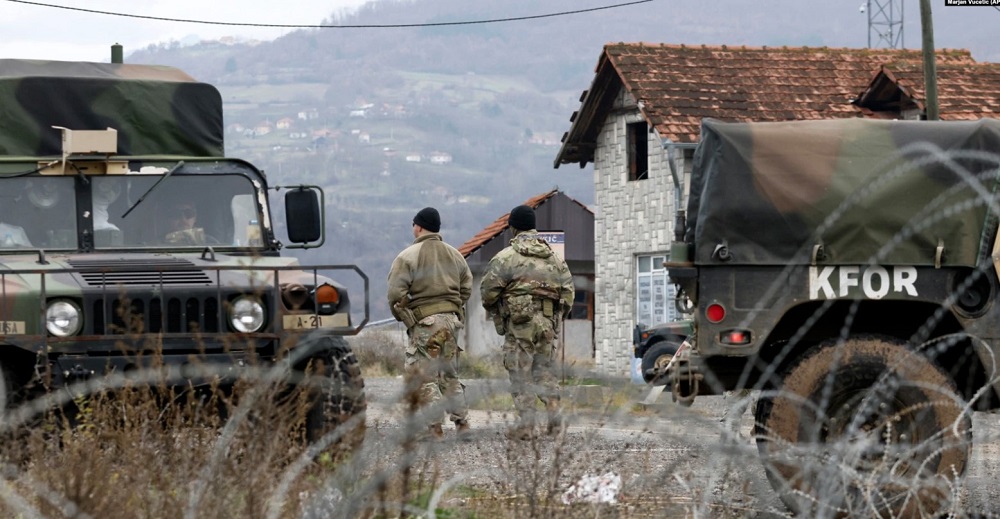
6, 0, 655, 29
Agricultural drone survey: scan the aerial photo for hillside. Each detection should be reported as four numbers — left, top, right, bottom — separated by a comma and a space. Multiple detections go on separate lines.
123, 0, 1000, 319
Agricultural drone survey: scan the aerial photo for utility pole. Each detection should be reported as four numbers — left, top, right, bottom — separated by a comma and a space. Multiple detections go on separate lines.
919, 0, 939, 120
865, 0, 904, 49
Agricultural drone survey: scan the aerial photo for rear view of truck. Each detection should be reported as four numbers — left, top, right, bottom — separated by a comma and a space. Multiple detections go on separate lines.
0, 57, 368, 455
667, 117, 1000, 517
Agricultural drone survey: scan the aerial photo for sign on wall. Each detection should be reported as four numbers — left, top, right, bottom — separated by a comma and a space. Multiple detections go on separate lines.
636, 254, 680, 327
538, 231, 565, 259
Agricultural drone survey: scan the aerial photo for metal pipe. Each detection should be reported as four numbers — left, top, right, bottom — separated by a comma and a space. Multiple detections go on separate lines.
663, 140, 698, 245
919, 0, 939, 120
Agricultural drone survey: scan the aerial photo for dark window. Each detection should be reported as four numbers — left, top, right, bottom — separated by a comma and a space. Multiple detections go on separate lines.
627, 121, 649, 181
571, 288, 593, 320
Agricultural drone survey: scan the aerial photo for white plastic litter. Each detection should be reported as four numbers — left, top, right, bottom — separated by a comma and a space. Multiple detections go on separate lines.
561, 472, 621, 505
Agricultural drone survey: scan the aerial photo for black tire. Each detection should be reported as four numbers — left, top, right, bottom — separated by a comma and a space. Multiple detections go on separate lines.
754, 336, 971, 518
641, 341, 679, 385
298, 336, 367, 459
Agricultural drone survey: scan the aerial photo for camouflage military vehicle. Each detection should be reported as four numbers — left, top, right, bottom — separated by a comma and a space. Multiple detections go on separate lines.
0, 57, 367, 447
666, 117, 1000, 517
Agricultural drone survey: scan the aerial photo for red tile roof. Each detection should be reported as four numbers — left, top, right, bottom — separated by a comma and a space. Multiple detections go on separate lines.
555, 43, 976, 167
855, 62, 1000, 119
458, 189, 558, 258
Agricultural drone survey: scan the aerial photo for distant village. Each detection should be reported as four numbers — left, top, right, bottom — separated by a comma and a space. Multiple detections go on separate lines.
222, 88, 561, 162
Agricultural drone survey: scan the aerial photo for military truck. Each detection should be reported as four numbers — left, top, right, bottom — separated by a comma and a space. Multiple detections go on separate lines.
632, 319, 689, 385
665, 117, 1000, 517
0, 56, 367, 447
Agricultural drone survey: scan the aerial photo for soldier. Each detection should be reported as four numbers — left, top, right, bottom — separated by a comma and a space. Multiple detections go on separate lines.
481, 205, 574, 440
0, 194, 31, 248
161, 200, 217, 245
388, 207, 473, 439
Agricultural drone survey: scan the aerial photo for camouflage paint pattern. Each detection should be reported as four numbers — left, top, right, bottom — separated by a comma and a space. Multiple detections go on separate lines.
481, 231, 574, 425
686, 118, 1000, 267
0, 60, 223, 157
404, 313, 468, 425
0, 58, 361, 397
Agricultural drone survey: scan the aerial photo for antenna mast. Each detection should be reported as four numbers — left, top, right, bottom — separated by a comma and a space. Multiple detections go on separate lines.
865, 0, 904, 48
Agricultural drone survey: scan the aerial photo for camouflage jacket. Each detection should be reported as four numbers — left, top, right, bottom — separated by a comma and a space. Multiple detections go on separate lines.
387, 233, 472, 322
481, 230, 574, 319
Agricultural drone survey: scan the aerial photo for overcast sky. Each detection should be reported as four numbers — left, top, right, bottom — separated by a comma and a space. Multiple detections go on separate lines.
0, 0, 376, 62
2, 1, 1000, 64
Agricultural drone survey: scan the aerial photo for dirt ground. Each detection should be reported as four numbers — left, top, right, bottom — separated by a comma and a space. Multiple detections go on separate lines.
356, 377, 1000, 518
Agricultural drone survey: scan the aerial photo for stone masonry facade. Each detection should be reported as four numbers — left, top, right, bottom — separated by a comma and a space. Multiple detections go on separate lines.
592, 88, 688, 376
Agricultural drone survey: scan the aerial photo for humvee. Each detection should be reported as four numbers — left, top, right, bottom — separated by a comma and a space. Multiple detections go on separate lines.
632, 319, 689, 385
0, 55, 367, 446
666, 118, 1000, 516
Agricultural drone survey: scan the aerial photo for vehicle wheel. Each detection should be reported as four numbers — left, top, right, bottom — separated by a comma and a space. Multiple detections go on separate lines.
641, 341, 678, 385
298, 336, 367, 460
754, 336, 970, 518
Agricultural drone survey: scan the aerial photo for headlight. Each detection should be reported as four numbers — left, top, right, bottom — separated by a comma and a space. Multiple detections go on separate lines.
229, 296, 265, 333
46, 300, 82, 337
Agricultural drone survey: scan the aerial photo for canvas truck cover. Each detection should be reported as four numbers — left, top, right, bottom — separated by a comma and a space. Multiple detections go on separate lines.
686, 118, 1000, 267
0, 59, 223, 157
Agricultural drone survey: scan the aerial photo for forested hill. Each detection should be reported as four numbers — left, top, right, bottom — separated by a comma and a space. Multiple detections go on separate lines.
124, 0, 999, 319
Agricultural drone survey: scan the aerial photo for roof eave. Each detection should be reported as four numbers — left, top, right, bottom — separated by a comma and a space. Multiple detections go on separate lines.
553, 51, 623, 168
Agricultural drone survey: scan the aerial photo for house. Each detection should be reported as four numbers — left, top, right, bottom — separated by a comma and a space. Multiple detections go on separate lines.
429, 152, 453, 164
458, 189, 595, 361
853, 62, 1000, 120
253, 121, 272, 137
553, 43, 981, 376
276, 117, 293, 130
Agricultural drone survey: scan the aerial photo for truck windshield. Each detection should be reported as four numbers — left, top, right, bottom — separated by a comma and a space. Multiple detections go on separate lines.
93, 175, 263, 249
0, 176, 77, 249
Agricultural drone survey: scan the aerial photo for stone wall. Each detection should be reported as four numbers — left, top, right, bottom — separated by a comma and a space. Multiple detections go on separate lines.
591, 88, 687, 376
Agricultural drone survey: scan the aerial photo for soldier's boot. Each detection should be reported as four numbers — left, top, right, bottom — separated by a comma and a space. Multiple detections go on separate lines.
455, 419, 472, 441
505, 425, 534, 441
428, 423, 444, 440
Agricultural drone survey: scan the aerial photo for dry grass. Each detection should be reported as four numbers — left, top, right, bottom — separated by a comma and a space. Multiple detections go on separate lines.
0, 378, 347, 519
0, 329, 987, 519
350, 328, 507, 380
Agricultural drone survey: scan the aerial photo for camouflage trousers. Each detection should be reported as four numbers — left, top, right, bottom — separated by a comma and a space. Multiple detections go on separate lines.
404, 312, 468, 426
503, 311, 560, 427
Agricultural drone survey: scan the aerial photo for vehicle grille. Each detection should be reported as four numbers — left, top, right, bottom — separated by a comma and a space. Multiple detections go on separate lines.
90, 295, 222, 334
68, 258, 212, 286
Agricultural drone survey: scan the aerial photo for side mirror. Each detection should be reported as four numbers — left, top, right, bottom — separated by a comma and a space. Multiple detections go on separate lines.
284, 187, 323, 246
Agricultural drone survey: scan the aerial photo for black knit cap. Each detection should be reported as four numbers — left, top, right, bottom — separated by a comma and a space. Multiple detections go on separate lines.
413, 207, 441, 233
508, 205, 536, 231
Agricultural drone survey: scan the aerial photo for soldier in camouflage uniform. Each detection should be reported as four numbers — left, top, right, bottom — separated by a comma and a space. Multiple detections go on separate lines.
481, 205, 575, 440
388, 207, 473, 439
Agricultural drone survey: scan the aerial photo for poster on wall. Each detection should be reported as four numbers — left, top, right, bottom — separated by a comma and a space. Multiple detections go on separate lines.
636, 255, 679, 327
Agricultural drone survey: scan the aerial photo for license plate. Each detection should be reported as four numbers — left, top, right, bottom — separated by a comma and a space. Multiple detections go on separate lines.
0, 321, 24, 335
282, 314, 348, 330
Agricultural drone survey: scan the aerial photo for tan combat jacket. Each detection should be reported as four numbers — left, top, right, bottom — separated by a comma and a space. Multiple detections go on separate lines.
387, 233, 472, 324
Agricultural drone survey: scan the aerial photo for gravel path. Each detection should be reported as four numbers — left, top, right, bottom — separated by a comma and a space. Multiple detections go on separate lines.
351, 377, 1000, 518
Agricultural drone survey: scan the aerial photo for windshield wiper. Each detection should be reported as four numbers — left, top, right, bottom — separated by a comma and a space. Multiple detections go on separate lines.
120, 161, 185, 219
